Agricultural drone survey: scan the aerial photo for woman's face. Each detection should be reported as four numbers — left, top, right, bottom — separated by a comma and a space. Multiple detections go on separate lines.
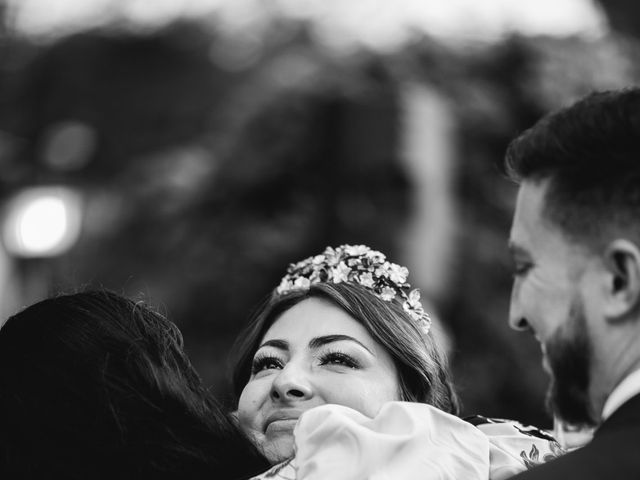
237, 297, 400, 463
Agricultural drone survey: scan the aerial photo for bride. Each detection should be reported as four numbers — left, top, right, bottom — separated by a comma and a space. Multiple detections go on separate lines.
231, 244, 563, 480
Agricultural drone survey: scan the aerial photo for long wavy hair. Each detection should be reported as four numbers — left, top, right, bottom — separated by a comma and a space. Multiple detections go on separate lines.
0, 290, 269, 479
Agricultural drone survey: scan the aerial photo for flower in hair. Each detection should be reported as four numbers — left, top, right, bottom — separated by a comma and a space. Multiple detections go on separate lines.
380, 286, 396, 302
331, 262, 351, 283
359, 272, 375, 289
345, 245, 370, 256
388, 264, 409, 284
293, 277, 311, 290
275, 244, 431, 334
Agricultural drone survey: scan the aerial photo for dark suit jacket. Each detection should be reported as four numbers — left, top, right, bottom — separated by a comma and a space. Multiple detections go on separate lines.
511, 393, 640, 479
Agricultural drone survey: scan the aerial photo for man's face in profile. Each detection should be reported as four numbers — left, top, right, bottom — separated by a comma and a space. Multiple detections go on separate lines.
508, 180, 597, 427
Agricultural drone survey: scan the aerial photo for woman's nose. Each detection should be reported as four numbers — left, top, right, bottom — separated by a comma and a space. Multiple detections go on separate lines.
270, 363, 312, 402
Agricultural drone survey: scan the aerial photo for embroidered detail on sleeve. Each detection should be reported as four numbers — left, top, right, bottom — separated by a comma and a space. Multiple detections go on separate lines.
520, 441, 565, 469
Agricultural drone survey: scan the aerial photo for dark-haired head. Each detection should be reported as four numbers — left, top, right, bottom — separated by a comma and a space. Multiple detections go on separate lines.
232, 282, 458, 414
0, 290, 268, 479
504, 88, 640, 250
504, 88, 640, 428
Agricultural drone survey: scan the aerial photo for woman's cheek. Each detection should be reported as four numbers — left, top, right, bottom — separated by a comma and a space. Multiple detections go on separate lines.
238, 382, 266, 432
323, 377, 399, 418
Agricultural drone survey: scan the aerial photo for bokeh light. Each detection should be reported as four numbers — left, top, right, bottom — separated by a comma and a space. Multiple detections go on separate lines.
2, 187, 83, 258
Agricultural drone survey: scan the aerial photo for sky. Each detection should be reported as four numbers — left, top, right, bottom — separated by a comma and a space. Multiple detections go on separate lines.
6, 0, 608, 50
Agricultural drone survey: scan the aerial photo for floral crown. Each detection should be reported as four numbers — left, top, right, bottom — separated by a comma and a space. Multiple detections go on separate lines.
275, 244, 431, 334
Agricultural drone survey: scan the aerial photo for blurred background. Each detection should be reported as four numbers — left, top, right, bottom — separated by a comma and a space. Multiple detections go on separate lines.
0, 0, 638, 427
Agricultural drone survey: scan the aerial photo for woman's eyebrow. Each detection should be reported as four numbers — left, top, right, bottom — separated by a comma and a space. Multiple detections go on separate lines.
257, 339, 289, 351
309, 335, 374, 355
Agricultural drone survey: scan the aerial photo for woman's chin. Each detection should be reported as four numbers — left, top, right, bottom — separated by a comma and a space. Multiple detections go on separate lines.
262, 434, 295, 465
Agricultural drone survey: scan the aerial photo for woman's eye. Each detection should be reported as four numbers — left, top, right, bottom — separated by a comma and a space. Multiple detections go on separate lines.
251, 355, 284, 374
319, 352, 359, 369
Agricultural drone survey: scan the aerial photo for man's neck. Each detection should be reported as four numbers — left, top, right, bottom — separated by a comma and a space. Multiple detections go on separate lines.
601, 368, 640, 420
590, 326, 640, 420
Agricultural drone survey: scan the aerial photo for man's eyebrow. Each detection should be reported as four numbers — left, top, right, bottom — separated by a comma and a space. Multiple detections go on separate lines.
309, 335, 374, 355
257, 339, 289, 351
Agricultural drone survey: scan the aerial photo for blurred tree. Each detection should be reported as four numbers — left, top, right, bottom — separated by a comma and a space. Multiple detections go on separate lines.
5, 23, 234, 181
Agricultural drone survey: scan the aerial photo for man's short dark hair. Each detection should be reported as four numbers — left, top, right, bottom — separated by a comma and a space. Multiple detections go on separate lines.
504, 88, 640, 250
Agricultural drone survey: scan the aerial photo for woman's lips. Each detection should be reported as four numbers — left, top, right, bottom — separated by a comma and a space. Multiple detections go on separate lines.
264, 410, 303, 434
265, 418, 298, 435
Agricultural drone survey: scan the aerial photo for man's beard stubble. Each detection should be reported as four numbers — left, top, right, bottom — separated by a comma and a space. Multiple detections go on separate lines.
545, 298, 598, 429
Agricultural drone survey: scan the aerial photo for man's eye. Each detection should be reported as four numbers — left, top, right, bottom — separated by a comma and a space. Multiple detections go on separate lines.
512, 263, 532, 276
251, 356, 284, 374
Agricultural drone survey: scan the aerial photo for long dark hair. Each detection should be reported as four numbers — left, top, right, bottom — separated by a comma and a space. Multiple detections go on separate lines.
232, 282, 459, 414
0, 290, 269, 479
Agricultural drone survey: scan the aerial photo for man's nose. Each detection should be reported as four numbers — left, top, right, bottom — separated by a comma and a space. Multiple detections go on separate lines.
509, 313, 530, 331
508, 286, 530, 331
270, 363, 313, 402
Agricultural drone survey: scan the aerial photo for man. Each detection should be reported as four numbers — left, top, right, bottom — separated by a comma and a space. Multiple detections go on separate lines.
506, 88, 640, 479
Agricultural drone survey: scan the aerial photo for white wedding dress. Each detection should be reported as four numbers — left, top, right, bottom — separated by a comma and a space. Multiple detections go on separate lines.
252, 402, 563, 480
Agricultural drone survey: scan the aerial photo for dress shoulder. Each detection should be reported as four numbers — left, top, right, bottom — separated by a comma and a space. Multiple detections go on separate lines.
465, 415, 565, 480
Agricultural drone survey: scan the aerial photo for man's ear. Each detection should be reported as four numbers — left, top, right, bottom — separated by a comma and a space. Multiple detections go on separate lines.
602, 239, 640, 320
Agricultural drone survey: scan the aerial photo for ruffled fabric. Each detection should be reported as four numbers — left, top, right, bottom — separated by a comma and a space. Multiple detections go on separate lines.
252, 402, 563, 480
295, 402, 489, 480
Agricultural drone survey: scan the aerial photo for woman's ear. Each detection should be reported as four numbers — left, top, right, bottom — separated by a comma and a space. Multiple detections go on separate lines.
602, 239, 640, 321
